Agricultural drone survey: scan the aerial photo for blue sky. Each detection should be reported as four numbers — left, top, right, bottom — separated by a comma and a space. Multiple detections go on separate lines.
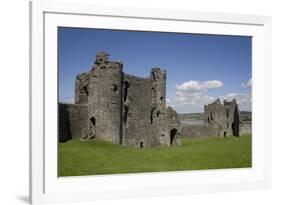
58, 27, 252, 113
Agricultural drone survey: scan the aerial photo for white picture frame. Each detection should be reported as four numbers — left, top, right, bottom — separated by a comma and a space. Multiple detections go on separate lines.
30, 1, 272, 204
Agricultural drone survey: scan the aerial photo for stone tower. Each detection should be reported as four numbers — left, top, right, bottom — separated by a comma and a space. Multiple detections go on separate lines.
85, 52, 123, 143
223, 99, 240, 137
150, 68, 168, 145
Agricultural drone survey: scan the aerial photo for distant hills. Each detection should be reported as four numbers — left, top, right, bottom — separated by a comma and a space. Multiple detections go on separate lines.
178, 111, 252, 122
178, 113, 204, 120
240, 111, 252, 121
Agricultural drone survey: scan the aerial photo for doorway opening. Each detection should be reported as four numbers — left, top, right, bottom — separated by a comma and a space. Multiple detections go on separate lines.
89, 116, 96, 139
124, 81, 129, 102
170, 128, 177, 146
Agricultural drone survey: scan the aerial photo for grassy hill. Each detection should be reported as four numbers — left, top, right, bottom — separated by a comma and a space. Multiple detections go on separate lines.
59, 135, 252, 176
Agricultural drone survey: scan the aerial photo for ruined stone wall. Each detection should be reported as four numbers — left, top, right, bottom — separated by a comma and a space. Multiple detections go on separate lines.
151, 68, 167, 146
204, 100, 224, 125
58, 103, 88, 142
165, 107, 181, 146
223, 101, 234, 136
223, 100, 240, 136
122, 74, 160, 148
240, 122, 252, 135
204, 99, 240, 137
87, 61, 123, 144
59, 52, 181, 148
75, 72, 91, 104
204, 99, 226, 137
121, 68, 168, 148
181, 124, 220, 138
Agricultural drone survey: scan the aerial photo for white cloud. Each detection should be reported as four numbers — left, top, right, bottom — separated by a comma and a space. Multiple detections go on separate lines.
171, 91, 215, 105
176, 80, 223, 91
169, 80, 223, 112
167, 91, 216, 113
241, 78, 252, 88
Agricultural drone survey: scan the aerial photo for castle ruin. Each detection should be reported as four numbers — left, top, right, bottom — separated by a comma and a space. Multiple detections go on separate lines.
181, 98, 241, 138
59, 52, 181, 148
204, 98, 240, 137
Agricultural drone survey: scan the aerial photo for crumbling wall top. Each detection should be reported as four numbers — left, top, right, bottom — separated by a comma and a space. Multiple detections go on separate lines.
150, 67, 166, 81
95, 51, 109, 65
91, 51, 123, 71
223, 99, 237, 106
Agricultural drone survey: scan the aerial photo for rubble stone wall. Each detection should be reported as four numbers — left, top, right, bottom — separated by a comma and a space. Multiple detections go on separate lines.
58, 103, 88, 142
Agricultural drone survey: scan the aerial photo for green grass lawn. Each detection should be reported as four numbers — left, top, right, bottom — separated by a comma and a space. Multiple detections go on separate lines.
59, 135, 251, 176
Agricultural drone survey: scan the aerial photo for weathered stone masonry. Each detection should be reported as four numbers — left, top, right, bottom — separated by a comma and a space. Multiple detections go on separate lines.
59, 104, 88, 142
181, 98, 241, 138
59, 52, 181, 148
204, 98, 240, 137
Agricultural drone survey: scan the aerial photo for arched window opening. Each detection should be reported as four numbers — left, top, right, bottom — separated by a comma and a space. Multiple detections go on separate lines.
140, 141, 144, 149
156, 111, 160, 117
150, 108, 155, 124
83, 85, 89, 96
90, 117, 96, 127
152, 72, 156, 81
112, 84, 118, 93
124, 81, 129, 102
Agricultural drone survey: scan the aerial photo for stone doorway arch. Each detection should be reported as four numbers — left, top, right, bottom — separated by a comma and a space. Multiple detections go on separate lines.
89, 116, 96, 138
170, 128, 178, 146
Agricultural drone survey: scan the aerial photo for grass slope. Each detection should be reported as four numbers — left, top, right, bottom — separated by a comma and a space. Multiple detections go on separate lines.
59, 135, 251, 176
